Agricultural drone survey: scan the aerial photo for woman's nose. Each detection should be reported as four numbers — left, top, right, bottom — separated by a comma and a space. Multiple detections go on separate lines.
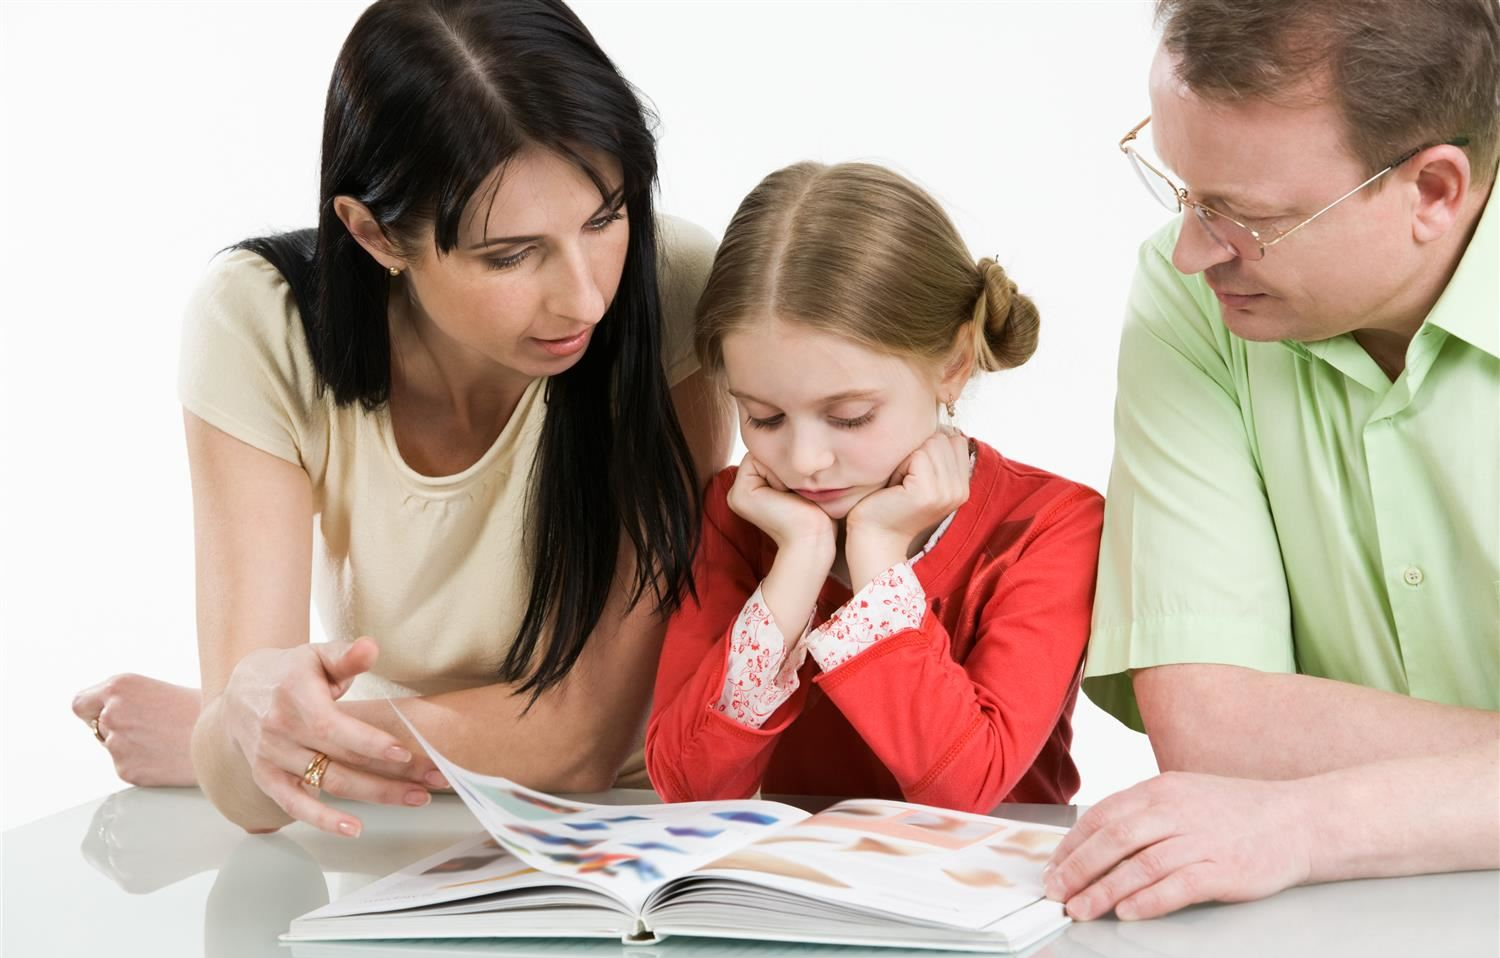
545, 244, 607, 324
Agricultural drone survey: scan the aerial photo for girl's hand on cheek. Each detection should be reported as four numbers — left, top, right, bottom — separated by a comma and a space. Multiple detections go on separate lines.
729, 454, 836, 635
844, 430, 970, 588
726, 453, 836, 554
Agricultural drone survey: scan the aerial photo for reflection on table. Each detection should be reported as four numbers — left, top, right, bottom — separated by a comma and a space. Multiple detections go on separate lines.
2, 787, 1494, 958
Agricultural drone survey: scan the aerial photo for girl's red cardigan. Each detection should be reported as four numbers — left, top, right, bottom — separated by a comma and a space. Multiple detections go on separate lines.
646, 441, 1104, 812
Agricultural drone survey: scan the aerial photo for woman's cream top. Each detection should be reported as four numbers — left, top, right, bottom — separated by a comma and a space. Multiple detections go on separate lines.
178, 216, 716, 786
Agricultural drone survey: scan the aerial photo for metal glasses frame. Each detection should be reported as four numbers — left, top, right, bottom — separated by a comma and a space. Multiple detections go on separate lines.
1117, 115, 1448, 260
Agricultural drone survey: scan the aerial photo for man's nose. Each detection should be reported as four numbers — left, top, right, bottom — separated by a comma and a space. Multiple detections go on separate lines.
1171, 209, 1238, 276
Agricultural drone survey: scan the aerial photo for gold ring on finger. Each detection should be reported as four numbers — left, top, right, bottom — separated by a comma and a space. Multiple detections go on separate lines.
302, 751, 332, 790
90, 718, 106, 744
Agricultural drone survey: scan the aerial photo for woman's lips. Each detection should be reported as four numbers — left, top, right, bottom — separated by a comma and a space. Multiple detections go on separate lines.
794, 487, 851, 503
534, 328, 593, 357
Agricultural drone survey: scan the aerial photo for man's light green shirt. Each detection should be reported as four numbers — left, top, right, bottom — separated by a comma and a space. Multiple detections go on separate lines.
1085, 186, 1500, 731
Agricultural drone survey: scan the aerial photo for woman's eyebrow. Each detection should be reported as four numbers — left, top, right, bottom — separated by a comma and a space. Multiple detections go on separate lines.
469, 232, 542, 251
468, 187, 627, 251
593, 186, 625, 213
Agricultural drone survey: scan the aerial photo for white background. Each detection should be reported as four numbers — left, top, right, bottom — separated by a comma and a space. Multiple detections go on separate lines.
0, 0, 1163, 831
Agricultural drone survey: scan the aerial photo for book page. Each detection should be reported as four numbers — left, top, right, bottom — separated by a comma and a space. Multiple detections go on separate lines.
674, 799, 1065, 931
392, 703, 809, 912
300, 832, 590, 921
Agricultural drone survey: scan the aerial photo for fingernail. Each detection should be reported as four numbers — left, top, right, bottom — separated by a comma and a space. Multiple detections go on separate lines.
1116, 902, 1137, 921
1066, 897, 1092, 921
1044, 877, 1062, 900
337, 819, 361, 838
385, 746, 412, 763
425, 770, 449, 789
404, 789, 430, 807
1041, 862, 1055, 879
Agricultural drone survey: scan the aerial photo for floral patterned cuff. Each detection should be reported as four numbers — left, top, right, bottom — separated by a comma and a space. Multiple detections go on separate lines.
713, 586, 810, 729
805, 561, 927, 672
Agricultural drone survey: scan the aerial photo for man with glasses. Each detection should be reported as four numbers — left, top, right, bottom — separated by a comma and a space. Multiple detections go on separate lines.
1045, 0, 1499, 921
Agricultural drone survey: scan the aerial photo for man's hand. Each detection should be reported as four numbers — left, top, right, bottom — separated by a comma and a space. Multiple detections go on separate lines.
1043, 771, 1313, 920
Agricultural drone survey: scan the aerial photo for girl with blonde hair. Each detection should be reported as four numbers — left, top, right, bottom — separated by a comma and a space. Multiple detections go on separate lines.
646, 162, 1103, 812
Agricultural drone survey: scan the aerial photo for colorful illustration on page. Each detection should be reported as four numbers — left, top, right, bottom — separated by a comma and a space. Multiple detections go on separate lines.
387, 700, 797, 898
812, 803, 1004, 850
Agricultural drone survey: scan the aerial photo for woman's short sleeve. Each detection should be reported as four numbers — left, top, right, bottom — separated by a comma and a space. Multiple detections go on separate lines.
656, 215, 717, 387
177, 248, 325, 469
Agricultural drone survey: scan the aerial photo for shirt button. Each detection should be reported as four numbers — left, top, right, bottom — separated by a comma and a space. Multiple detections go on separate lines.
1402, 566, 1424, 587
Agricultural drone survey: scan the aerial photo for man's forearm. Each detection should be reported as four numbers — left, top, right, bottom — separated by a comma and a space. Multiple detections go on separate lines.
1300, 739, 1500, 882
1134, 663, 1499, 779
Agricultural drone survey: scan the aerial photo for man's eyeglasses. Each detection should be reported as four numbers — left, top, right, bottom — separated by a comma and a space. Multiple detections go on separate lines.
1118, 116, 1462, 261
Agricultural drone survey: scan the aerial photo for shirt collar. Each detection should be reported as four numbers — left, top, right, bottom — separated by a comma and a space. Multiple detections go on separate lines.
1283, 168, 1500, 375
1424, 172, 1499, 359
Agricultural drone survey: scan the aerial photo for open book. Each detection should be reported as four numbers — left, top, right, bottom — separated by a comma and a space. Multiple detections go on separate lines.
285, 709, 1069, 953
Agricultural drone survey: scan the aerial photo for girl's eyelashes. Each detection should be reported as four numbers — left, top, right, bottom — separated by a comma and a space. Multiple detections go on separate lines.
742, 410, 875, 430
831, 410, 875, 430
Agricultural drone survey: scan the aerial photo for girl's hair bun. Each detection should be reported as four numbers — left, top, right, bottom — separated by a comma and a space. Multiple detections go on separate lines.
970, 257, 1039, 372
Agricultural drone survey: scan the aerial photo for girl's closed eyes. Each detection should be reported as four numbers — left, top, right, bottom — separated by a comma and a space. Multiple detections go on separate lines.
740, 409, 877, 431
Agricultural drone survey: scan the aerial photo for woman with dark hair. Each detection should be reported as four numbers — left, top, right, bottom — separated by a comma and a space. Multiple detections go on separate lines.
70, 0, 729, 836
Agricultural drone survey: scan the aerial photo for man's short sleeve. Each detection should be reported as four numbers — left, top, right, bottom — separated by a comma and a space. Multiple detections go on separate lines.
1083, 227, 1296, 732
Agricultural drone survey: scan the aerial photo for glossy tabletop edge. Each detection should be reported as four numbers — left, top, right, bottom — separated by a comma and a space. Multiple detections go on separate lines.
3, 787, 1496, 958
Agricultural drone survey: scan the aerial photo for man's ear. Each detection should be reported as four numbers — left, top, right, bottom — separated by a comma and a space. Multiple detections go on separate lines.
332, 196, 407, 271
1406, 144, 1472, 245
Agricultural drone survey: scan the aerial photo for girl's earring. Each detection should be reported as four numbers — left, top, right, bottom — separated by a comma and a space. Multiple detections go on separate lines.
388, 265, 402, 277
944, 398, 958, 421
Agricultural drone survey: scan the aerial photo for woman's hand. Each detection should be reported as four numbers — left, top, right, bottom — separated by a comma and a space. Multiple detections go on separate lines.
73, 675, 202, 787
726, 453, 836, 553
218, 637, 439, 837
844, 430, 971, 589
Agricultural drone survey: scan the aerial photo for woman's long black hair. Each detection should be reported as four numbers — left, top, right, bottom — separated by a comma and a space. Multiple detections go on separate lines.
239, 0, 699, 699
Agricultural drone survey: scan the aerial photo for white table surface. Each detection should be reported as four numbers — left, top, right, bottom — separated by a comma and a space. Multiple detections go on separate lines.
3, 787, 1496, 958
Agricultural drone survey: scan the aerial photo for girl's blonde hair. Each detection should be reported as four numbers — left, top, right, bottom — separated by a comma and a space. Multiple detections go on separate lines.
694, 162, 1039, 382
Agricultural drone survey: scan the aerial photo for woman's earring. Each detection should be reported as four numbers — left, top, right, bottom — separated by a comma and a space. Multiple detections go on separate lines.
944, 398, 958, 420
388, 265, 402, 277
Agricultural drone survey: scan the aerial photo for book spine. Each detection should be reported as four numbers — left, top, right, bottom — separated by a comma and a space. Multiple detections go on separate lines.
620, 918, 663, 945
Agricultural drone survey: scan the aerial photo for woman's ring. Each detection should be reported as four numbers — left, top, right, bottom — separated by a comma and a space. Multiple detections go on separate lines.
90, 718, 106, 744
302, 751, 332, 789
